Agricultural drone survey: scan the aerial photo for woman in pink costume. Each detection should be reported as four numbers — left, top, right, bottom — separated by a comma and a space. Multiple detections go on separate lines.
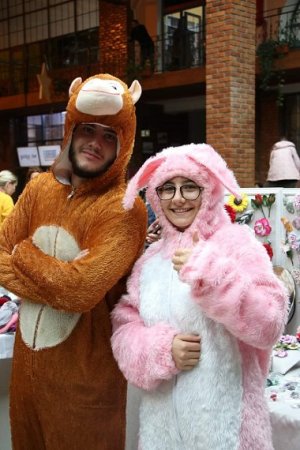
112, 143, 288, 450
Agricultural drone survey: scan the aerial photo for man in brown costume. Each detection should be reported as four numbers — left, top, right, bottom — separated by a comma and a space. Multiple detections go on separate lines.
0, 73, 147, 450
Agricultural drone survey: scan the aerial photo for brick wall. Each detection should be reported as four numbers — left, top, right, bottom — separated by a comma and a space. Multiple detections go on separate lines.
99, 1, 129, 79
206, 0, 256, 187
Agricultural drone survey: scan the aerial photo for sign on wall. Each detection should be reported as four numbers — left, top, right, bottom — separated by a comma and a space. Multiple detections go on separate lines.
17, 147, 40, 167
38, 145, 60, 166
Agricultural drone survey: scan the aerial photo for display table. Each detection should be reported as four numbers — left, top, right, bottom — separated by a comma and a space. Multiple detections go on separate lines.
266, 364, 300, 450
0, 333, 14, 450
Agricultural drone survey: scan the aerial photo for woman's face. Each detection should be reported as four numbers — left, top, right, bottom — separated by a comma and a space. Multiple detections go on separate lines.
156, 176, 203, 231
5, 181, 16, 196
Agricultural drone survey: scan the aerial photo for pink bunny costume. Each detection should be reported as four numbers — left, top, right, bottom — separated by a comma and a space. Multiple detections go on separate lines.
112, 143, 288, 450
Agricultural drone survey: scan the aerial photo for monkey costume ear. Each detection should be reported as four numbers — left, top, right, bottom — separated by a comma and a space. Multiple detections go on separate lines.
128, 80, 142, 104
123, 157, 166, 210
68, 77, 82, 97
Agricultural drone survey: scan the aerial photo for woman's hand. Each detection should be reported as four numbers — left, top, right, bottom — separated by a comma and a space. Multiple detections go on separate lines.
172, 334, 201, 371
172, 233, 200, 272
172, 249, 192, 272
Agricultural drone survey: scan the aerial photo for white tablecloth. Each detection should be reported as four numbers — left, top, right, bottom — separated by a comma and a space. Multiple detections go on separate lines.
266, 366, 300, 450
0, 334, 15, 359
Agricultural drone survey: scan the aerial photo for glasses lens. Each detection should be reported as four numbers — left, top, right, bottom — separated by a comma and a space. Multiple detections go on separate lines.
181, 185, 201, 200
156, 186, 175, 200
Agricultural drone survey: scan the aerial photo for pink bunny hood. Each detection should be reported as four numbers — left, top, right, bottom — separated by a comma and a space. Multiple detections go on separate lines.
123, 143, 241, 246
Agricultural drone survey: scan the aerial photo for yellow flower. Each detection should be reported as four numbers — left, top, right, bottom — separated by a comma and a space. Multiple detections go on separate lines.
281, 217, 294, 233
227, 193, 248, 213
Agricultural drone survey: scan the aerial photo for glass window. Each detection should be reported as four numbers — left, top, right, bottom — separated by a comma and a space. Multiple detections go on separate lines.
9, 16, 24, 47
9, 0, 23, 16
27, 112, 66, 146
24, 0, 47, 13
0, 1, 8, 20
0, 20, 8, 49
25, 10, 48, 42
50, 2, 75, 37
77, 0, 99, 31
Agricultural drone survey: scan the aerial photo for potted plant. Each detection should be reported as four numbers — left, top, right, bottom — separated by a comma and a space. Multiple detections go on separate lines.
256, 22, 297, 106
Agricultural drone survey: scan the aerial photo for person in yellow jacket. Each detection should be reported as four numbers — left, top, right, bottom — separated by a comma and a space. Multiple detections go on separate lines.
0, 170, 18, 227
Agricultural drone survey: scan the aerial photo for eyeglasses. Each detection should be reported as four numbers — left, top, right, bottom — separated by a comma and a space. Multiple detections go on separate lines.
156, 183, 203, 200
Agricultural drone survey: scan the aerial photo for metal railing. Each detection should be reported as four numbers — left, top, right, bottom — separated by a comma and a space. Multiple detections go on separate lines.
258, 2, 300, 47
0, 29, 205, 98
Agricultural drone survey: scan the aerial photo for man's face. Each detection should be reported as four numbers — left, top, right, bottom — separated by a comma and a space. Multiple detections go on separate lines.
69, 123, 118, 179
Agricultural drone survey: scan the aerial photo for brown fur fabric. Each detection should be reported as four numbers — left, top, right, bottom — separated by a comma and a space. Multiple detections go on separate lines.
0, 74, 147, 449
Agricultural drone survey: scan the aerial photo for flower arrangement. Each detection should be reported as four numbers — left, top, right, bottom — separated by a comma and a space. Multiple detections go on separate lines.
251, 193, 276, 218
251, 194, 275, 258
225, 192, 276, 260
224, 204, 236, 223
263, 241, 273, 259
274, 334, 300, 357
281, 217, 296, 265
226, 193, 248, 213
254, 218, 272, 236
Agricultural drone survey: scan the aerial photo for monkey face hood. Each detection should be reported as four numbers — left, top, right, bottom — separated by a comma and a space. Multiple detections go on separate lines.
52, 73, 142, 190
123, 143, 241, 240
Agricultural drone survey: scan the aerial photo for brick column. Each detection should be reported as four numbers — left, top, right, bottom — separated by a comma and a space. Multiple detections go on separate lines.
206, 0, 256, 186
99, 1, 129, 80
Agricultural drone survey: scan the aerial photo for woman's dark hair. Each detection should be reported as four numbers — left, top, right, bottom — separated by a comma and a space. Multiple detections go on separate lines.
26, 166, 43, 183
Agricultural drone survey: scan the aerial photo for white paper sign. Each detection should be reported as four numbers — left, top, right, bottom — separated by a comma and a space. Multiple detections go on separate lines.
17, 147, 40, 167
38, 145, 60, 166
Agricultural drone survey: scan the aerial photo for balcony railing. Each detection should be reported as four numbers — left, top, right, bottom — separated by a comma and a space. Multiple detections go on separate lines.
257, 2, 300, 48
0, 29, 205, 98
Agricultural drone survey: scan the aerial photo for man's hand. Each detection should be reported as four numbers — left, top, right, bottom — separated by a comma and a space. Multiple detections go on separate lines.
74, 249, 89, 261
172, 334, 201, 371
146, 218, 161, 245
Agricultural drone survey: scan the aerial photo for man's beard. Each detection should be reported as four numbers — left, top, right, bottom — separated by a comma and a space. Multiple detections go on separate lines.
69, 146, 115, 179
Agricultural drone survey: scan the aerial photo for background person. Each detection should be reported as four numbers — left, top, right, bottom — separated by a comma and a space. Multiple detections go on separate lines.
264, 138, 300, 187
25, 166, 43, 184
112, 143, 287, 450
0, 73, 147, 450
130, 19, 155, 70
0, 170, 18, 228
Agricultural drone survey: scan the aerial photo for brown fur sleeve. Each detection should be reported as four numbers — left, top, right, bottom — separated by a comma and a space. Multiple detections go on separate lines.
9, 199, 146, 312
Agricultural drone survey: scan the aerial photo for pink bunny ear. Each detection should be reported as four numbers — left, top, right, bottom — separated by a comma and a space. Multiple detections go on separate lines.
123, 157, 166, 210
187, 145, 241, 199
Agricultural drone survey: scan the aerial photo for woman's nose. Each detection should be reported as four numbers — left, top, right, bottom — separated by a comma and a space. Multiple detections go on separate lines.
173, 187, 185, 202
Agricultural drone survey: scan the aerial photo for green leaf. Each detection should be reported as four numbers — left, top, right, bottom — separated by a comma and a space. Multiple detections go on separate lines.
251, 199, 258, 209
262, 195, 268, 206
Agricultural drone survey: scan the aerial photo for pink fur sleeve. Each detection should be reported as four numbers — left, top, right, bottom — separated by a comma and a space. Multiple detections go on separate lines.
111, 258, 179, 391
180, 224, 288, 349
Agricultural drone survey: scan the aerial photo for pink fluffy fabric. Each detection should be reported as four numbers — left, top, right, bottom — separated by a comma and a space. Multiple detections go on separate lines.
114, 142, 288, 449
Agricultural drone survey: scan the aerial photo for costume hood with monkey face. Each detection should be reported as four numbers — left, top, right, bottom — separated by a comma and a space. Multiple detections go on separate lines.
52, 73, 142, 191
123, 143, 241, 251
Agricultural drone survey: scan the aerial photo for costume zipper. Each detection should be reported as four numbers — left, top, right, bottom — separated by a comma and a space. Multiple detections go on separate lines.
168, 234, 186, 448
67, 186, 76, 199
